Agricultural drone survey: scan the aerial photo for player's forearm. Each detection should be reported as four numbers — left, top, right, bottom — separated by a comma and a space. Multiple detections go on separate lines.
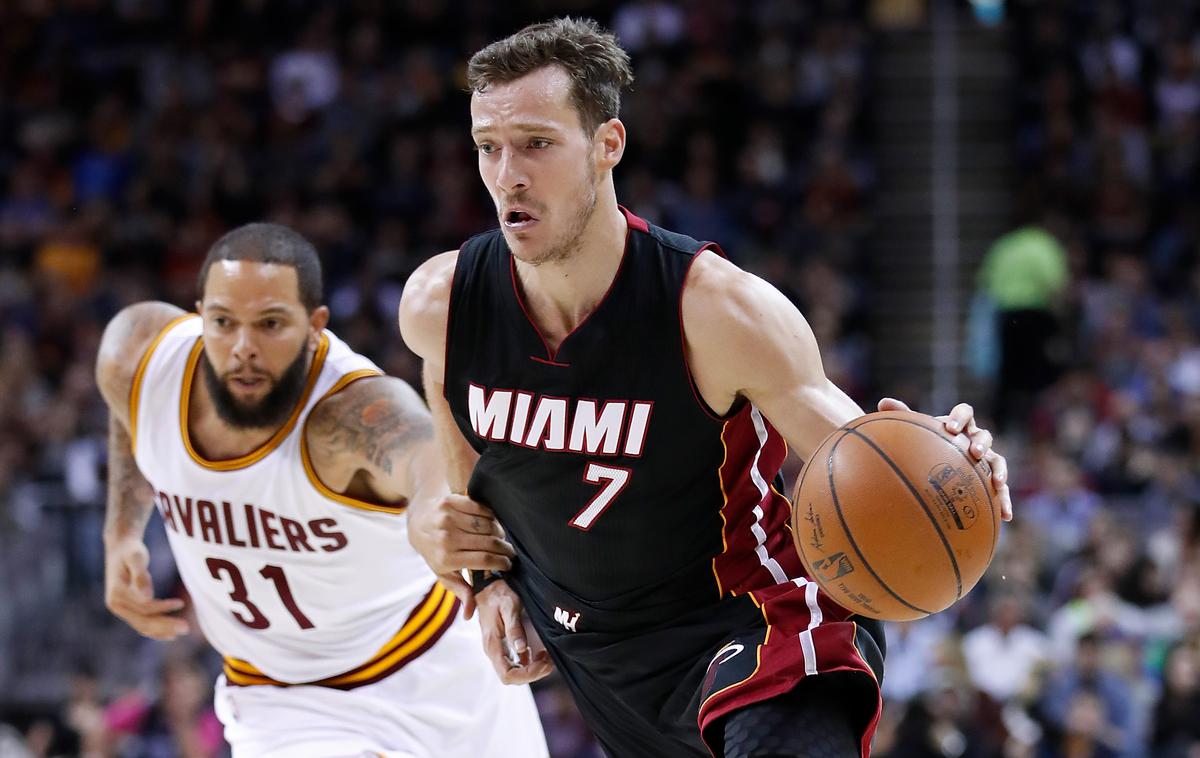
405, 440, 451, 509
423, 364, 478, 494
103, 416, 155, 543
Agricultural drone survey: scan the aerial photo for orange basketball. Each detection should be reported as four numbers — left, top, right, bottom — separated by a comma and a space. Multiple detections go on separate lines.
790, 410, 1000, 621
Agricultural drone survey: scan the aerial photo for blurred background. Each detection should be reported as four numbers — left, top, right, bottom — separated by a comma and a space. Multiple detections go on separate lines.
0, 0, 1198, 756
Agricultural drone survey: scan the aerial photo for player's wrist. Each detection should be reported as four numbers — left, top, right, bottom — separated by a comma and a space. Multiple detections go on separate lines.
102, 527, 144, 548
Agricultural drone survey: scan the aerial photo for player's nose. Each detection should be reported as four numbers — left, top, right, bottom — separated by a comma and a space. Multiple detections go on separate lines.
230, 326, 258, 362
495, 151, 529, 194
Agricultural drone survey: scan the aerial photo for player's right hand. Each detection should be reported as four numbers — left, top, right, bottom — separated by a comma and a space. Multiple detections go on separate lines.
104, 537, 189, 640
408, 494, 515, 616
476, 580, 554, 685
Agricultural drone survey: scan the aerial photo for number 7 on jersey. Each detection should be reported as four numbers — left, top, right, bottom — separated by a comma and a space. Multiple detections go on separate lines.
570, 463, 633, 530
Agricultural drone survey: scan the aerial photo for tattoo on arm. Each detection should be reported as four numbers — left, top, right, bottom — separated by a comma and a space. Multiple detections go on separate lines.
309, 382, 435, 477
105, 417, 156, 540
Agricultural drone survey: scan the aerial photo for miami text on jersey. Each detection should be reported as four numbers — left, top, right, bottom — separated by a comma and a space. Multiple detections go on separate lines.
468, 383, 653, 455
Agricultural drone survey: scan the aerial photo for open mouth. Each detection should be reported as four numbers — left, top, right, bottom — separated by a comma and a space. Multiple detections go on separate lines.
503, 209, 539, 230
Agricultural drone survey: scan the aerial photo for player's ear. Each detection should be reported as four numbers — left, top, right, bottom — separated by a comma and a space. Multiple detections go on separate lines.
194, 299, 203, 314
595, 118, 625, 171
309, 305, 330, 346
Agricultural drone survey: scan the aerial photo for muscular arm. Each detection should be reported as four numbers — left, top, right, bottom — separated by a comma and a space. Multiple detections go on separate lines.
105, 418, 156, 540
304, 375, 441, 505
96, 300, 191, 639
398, 250, 481, 493
96, 301, 187, 542
684, 251, 1012, 518
399, 250, 547, 681
683, 251, 863, 460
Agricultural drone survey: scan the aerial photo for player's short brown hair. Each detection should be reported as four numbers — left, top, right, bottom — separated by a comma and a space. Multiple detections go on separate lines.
467, 17, 634, 135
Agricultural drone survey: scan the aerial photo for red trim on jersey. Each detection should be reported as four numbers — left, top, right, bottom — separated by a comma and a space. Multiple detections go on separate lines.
678, 243, 733, 421
696, 612, 880, 758
529, 355, 571, 368
509, 212, 635, 364
619, 204, 650, 232
711, 406, 803, 597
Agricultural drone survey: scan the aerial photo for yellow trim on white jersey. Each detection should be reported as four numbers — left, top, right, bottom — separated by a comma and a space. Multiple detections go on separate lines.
297, 369, 410, 514
129, 313, 199, 452
179, 333, 330, 470
223, 581, 458, 689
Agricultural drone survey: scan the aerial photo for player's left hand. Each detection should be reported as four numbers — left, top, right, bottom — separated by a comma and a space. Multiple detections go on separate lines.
475, 580, 554, 685
877, 397, 1012, 522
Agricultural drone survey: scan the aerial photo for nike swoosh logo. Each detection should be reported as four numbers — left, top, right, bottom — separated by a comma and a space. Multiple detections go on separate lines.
710, 642, 745, 669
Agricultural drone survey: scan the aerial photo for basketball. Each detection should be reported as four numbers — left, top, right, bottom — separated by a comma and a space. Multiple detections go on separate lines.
790, 410, 1000, 621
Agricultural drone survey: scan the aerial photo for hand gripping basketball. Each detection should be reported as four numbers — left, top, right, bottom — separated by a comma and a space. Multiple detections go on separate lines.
791, 409, 1003, 621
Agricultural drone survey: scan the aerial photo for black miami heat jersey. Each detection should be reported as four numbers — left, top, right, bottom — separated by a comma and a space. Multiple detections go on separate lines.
444, 208, 884, 757
446, 206, 801, 612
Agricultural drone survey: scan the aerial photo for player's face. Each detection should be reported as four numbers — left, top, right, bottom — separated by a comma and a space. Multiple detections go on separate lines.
471, 66, 601, 266
197, 261, 329, 428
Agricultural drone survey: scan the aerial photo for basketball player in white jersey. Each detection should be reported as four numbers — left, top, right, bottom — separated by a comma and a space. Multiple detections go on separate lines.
95, 223, 547, 758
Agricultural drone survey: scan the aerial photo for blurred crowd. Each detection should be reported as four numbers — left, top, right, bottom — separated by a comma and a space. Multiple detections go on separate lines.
0, 1, 874, 756
878, 1, 1200, 757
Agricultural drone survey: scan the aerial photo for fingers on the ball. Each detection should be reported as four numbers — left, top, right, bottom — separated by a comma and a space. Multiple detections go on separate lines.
986, 449, 1008, 484
969, 428, 993, 459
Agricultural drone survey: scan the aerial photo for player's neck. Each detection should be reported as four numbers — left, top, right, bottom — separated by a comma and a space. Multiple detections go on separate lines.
512, 199, 627, 351
187, 366, 297, 460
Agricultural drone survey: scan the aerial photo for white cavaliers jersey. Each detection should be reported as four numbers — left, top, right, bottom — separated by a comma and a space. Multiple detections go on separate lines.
130, 315, 455, 687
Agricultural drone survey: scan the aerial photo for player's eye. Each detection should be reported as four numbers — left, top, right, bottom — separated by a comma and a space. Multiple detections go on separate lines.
475, 143, 497, 155
262, 319, 280, 330
213, 316, 230, 328
529, 138, 551, 149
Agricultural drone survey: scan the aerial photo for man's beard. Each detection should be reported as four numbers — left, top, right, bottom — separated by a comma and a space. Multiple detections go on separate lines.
513, 162, 599, 267
201, 344, 309, 430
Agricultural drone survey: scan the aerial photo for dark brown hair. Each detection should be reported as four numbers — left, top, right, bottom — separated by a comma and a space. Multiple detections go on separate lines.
467, 17, 634, 135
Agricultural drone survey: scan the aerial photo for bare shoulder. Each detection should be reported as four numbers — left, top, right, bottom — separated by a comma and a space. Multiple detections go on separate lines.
96, 301, 188, 422
398, 250, 459, 363
681, 249, 794, 344
306, 374, 433, 480
682, 249, 824, 405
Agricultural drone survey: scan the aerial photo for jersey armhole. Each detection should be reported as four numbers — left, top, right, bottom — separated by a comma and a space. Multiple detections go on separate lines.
128, 313, 198, 453
679, 244, 737, 422
299, 369, 410, 515
441, 250, 463, 401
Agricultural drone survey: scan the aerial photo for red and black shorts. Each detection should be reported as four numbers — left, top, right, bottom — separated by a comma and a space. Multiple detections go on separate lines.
522, 574, 885, 758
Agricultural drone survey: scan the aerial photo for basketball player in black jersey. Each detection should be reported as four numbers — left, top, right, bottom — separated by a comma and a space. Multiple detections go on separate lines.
400, 18, 1013, 758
